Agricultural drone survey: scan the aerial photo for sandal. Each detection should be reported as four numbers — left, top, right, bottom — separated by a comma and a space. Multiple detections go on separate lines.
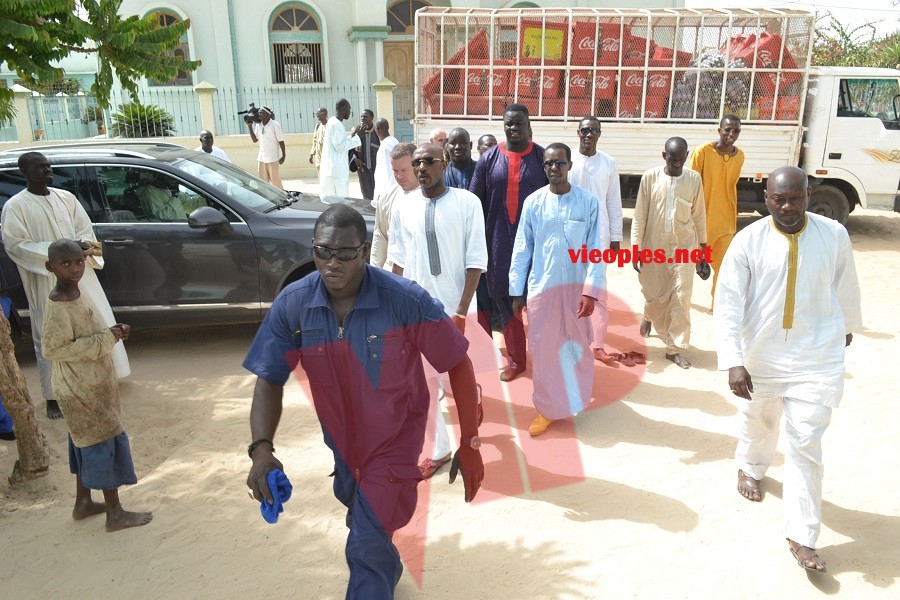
419, 453, 452, 479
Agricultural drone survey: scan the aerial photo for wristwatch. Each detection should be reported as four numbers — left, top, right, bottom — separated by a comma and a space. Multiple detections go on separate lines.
459, 436, 482, 450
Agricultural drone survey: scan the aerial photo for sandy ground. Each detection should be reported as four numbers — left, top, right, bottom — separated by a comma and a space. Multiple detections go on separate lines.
1, 196, 898, 599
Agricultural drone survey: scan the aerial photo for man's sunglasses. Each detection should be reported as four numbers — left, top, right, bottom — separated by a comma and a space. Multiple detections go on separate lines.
579, 127, 601, 135
312, 243, 366, 261
411, 156, 444, 168
543, 159, 569, 169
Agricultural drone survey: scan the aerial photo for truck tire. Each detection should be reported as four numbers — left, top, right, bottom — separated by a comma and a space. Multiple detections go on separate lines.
809, 185, 850, 224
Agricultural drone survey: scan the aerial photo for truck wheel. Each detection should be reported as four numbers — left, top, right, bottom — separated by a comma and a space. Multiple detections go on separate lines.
809, 185, 850, 224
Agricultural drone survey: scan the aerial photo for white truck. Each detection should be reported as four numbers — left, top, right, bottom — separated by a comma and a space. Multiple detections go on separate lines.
413, 7, 900, 222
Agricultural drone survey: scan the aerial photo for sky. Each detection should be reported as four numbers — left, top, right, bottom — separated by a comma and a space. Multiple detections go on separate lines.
684, 0, 900, 37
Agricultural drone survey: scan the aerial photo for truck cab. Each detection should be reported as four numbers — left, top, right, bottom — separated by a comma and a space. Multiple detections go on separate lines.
802, 67, 900, 221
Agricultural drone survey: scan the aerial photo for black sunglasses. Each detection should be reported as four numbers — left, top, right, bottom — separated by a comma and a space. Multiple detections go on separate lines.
543, 159, 569, 169
312, 243, 366, 261
579, 127, 601, 135
411, 156, 444, 168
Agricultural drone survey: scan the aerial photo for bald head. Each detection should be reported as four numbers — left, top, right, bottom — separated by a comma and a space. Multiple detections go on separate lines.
375, 118, 390, 141
47, 239, 84, 262
767, 166, 808, 194
662, 137, 689, 177
664, 137, 688, 154
415, 143, 444, 160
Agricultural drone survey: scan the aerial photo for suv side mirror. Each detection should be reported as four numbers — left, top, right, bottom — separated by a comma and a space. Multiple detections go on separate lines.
188, 206, 233, 235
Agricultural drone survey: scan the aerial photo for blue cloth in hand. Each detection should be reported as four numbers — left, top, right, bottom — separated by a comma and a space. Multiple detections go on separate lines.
260, 469, 293, 524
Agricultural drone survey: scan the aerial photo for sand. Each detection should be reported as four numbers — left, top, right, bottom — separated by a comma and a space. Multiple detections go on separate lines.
1, 206, 898, 599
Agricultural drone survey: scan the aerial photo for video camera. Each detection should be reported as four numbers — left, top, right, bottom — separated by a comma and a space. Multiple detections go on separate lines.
238, 103, 274, 124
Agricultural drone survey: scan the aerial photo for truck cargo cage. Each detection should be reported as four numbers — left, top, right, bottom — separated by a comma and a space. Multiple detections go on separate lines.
415, 7, 814, 124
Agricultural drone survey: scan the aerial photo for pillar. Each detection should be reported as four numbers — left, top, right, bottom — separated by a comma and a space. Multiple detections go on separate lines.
373, 78, 398, 132
194, 81, 218, 135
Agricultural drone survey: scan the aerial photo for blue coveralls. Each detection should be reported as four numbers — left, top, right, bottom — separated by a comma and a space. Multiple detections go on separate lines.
243, 265, 469, 599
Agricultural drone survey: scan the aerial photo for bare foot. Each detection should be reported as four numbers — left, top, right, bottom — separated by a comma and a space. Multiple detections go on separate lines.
592, 348, 618, 366
639, 319, 651, 338
73, 498, 106, 521
788, 539, 827, 572
46, 400, 63, 420
106, 507, 153, 532
665, 353, 692, 369
737, 469, 762, 502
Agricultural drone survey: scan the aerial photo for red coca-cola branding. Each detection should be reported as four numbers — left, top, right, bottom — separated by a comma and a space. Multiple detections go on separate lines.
577, 37, 596, 51
647, 73, 669, 88
570, 74, 589, 87
595, 75, 612, 90
516, 73, 556, 89
601, 37, 621, 52
466, 72, 504, 87
623, 73, 644, 88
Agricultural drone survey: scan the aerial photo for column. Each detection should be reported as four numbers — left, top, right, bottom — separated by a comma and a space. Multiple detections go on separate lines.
194, 81, 219, 135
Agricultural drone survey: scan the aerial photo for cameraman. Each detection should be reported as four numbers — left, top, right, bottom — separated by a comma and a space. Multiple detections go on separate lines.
246, 106, 286, 189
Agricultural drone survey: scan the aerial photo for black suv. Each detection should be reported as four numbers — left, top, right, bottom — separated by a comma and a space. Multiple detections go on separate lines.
0, 142, 374, 336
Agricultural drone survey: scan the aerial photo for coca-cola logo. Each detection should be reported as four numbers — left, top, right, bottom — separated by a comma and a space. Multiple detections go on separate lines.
467, 73, 503, 86
577, 37, 596, 51
624, 74, 644, 87
595, 75, 612, 89
758, 49, 774, 66
647, 74, 668, 88
601, 37, 620, 52
516, 73, 556, 89
571, 75, 589, 86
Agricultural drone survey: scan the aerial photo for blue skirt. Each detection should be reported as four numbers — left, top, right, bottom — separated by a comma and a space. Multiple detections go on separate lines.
68, 432, 138, 490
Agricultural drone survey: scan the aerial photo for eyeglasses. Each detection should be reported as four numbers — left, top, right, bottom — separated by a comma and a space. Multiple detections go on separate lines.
578, 127, 601, 135
411, 157, 444, 168
543, 159, 569, 169
312, 243, 366, 261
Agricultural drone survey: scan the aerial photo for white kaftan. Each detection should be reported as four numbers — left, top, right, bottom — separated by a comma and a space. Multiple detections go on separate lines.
714, 213, 862, 547
319, 116, 361, 197
373, 135, 399, 204
509, 185, 605, 420
631, 166, 706, 354
1, 188, 130, 402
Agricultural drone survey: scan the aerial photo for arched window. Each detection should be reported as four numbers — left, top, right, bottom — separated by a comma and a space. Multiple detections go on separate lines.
149, 11, 192, 86
270, 6, 325, 84
387, 0, 431, 35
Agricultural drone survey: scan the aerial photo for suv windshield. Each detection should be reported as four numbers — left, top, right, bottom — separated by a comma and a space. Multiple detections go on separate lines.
168, 152, 289, 210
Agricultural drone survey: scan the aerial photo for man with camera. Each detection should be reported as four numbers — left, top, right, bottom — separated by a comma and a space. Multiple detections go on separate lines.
246, 106, 286, 189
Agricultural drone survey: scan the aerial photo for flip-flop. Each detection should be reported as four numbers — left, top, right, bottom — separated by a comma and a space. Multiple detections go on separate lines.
627, 351, 646, 365
790, 545, 827, 573
618, 353, 636, 367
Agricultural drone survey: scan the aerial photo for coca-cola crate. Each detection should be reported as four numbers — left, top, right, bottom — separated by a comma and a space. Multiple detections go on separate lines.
725, 32, 801, 94
422, 68, 459, 98
567, 70, 616, 100
426, 94, 491, 116
519, 19, 569, 65
571, 21, 631, 66
756, 95, 800, 121
464, 60, 513, 97
652, 45, 693, 67
445, 28, 490, 65
621, 59, 673, 96
617, 94, 669, 119
626, 35, 657, 61
509, 69, 562, 99
567, 98, 597, 118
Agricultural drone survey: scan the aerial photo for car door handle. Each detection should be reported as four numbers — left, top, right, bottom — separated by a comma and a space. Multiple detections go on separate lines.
101, 238, 134, 246
828, 152, 842, 159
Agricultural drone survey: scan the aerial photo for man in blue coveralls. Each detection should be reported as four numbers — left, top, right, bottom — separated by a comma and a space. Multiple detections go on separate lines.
244, 204, 484, 599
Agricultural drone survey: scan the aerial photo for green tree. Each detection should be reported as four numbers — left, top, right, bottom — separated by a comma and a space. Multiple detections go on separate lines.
0, 0, 200, 121
813, 13, 900, 68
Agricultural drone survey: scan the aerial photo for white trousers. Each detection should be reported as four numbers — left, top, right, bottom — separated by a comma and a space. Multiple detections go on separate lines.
319, 175, 349, 198
735, 392, 832, 547
429, 376, 451, 460
589, 288, 609, 350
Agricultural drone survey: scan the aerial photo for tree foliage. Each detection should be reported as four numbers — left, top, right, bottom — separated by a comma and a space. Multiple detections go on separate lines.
0, 0, 201, 121
813, 13, 900, 68
109, 103, 175, 137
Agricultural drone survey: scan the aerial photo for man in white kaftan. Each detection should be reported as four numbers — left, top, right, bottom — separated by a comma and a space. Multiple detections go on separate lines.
1, 152, 130, 419
372, 119, 399, 206
509, 143, 605, 436
569, 117, 622, 364
631, 137, 707, 369
388, 143, 487, 477
715, 166, 861, 573
319, 99, 362, 198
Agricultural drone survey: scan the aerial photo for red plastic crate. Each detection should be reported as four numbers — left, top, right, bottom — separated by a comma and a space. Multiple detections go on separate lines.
422, 68, 459, 98
519, 19, 569, 65
463, 60, 513, 97
572, 21, 631, 66
652, 45, 693, 67
756, 95, 800, 120
626, 35, 657, 61
617, 94, 668, 119
427, 94, 491, 116
567, 70, 616, 100
508, 69, 562, 99
445, 28, 489, 65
